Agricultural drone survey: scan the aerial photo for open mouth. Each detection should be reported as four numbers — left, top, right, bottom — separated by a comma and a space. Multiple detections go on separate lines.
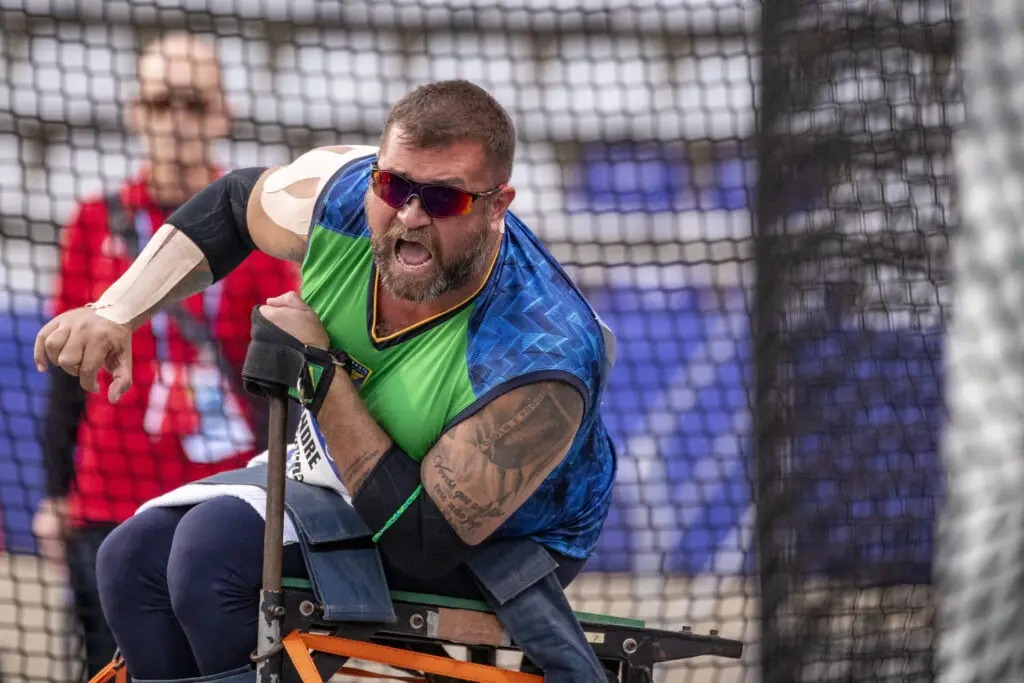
394, 238, 434, 271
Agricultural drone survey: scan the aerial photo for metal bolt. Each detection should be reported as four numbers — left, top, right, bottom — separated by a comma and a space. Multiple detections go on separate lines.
299, 601, 316, 617
271, 605, 286, 617
622, 638, 638, 655
410, 613, 425, 630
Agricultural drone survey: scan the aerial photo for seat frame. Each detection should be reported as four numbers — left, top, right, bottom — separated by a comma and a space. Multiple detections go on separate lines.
87, 375, 746, 683
276, 579, 744, 683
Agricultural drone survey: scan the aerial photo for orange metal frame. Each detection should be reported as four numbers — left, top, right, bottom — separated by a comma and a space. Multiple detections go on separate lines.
87, 631, 542, 683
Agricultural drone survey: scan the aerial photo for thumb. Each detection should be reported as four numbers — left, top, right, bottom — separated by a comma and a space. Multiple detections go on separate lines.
106, 348, 133, 404
266, 291, 309, 311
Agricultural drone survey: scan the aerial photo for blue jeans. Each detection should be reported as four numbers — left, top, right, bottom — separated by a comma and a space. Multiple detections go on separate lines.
96, 496, 607, 682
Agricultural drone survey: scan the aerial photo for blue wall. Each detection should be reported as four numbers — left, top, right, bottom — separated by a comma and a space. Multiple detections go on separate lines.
582, 286, 943, 579
0, 307, 49, 553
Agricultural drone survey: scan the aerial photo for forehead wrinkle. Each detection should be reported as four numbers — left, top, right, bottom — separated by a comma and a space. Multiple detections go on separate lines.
379, 127, 487, 189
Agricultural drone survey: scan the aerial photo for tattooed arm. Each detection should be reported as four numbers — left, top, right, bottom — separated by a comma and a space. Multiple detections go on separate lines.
317, 378, 584, 576
267, 291, 585, 537
305, 372, 583, 574
421, 381, 585, 545
317, 373, 584, 545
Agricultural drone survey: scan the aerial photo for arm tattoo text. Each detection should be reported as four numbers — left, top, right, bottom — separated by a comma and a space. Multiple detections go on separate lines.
423, 382, 584, 543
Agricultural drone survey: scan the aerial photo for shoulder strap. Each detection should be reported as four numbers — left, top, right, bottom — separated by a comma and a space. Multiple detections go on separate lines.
104, 190, 134, 244
103, 192, 270, 447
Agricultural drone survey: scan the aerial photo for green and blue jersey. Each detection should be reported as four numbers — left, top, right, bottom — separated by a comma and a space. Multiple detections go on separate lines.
301, 153, 616, 559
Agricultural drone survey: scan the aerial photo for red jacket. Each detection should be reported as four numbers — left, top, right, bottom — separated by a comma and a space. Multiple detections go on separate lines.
52, 173, 299, 526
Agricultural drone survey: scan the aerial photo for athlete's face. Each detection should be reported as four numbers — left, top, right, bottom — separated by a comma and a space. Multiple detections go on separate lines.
366, 126, 515, 303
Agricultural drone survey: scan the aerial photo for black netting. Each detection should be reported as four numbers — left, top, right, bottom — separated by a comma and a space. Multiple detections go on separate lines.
756, 0, 958, 681
0, 0, 973, 682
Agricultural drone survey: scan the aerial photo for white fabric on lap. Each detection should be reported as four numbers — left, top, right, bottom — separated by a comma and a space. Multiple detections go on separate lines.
136, 410, 351, 547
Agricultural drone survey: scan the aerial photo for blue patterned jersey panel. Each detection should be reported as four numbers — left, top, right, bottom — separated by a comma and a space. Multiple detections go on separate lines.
313, 154, 376, 239
466, 214, 609, 409
466, 213, 617, 559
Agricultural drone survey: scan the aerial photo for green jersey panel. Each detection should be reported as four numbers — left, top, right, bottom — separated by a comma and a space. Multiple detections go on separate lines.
301, 225, 477, 460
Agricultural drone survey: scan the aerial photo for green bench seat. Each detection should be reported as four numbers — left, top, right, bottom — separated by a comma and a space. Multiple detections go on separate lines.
280, 577, 645, 629
278, 575, 743, 682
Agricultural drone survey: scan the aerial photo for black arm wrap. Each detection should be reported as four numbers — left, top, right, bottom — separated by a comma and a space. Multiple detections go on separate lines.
353, 445, 471, 579
165, 167, 266, 282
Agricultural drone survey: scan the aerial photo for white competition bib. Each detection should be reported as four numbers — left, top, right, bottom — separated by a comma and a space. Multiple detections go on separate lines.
249, 410, 351, 500
135, 210, 256, 463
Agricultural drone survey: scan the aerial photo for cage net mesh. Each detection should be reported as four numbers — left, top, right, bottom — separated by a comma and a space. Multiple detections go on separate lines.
0, 0, 969, 682
755, 0, 958, 681
0, 2, 757, 681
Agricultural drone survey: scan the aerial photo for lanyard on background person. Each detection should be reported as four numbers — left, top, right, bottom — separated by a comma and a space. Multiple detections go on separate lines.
135, 209, 255, 462
135, 210, 223, 359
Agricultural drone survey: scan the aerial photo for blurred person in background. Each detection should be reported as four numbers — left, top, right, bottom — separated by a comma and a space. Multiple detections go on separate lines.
31, 32, 298, 677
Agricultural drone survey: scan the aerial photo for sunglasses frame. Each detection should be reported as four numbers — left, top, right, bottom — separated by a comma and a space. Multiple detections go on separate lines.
370, 163, 506, 218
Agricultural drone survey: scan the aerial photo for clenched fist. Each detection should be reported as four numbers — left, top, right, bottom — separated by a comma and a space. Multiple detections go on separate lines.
258, 291, 330, 349
34, 307, 134, 403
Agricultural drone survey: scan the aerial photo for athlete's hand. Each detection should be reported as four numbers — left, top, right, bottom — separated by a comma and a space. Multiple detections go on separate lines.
34, 307, 134, 402
259, 291, 330, 349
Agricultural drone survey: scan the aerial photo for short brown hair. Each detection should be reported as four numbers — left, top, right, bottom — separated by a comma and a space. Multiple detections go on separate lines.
382, 80, 516, 183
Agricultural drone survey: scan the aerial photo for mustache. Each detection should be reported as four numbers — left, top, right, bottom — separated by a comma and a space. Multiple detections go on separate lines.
385, 223, 434, 249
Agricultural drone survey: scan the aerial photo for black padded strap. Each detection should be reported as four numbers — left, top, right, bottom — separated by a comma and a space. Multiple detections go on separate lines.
242, 306, 309, 397
242, 306, 348, 416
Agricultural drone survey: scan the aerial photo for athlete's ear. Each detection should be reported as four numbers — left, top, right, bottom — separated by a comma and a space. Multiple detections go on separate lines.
488, 185, 516, 234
